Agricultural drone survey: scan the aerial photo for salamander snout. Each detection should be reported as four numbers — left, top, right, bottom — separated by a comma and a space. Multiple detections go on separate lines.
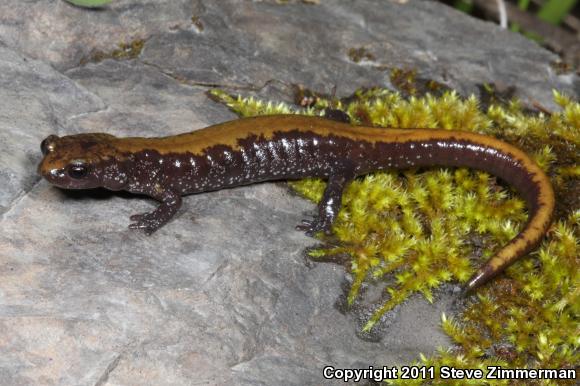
37, 133, 120, 190
38, 134, 60, 178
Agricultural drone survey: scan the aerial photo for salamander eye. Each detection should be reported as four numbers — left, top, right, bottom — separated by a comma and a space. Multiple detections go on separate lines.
67, 161, 89, 179
41, 135, 58, 155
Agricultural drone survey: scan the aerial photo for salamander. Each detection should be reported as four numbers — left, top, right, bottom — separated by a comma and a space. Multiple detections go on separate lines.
38, 114, 555, 292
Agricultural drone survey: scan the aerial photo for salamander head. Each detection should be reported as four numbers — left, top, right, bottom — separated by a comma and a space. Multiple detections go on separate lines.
38, 133, 130, 191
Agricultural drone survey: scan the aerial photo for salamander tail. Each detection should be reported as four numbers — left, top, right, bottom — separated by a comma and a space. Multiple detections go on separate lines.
461, 164, 554, 294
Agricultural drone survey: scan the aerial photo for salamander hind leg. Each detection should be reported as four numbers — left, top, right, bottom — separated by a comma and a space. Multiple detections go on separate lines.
296, 170, 355, 236
128, 187, 182, 235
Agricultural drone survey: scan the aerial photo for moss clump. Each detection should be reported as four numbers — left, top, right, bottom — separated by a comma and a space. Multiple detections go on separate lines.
80, 39, 145, 65
210, 87, 579, 382
347, 47, 376, 63
389, 210, 578, 385
389, 68, 451, 97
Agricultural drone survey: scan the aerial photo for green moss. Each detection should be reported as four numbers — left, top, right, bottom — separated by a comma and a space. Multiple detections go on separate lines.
389, 69, 450, 97
389, 209, 579, 385
80, 39, 145, 65
209, 87, 579, 383
347, 47, 376, 63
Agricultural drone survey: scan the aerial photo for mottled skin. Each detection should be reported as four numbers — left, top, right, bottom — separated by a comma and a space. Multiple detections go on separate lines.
38, 115, 555, 292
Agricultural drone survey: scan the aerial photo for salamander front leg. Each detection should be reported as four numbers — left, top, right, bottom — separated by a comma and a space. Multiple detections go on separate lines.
129, 187, 182, 235
296, 172, 354, 236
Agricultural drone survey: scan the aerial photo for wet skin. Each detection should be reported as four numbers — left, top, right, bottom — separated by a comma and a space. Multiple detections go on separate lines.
38, 115, 555, 292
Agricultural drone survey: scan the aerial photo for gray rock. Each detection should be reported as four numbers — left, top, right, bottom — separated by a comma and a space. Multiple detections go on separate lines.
0, 0, 195, 71
138, 0, 578, 105
0, 44, 103, 213
0, 1, 576, 385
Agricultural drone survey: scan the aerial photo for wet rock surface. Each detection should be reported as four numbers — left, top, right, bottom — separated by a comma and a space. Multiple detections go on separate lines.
0, 1, 576, 385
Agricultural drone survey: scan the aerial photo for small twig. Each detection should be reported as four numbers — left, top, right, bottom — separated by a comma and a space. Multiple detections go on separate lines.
496, 0, 508, 29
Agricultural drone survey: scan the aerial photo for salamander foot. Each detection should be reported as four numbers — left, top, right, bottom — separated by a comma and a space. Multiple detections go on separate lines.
295, 217, 332, 236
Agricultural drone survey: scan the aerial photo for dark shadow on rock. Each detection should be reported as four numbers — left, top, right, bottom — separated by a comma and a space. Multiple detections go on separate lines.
57, 187, 144, 201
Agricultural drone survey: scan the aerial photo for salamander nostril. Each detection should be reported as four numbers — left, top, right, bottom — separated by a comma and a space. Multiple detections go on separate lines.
40, 135, 59, 155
